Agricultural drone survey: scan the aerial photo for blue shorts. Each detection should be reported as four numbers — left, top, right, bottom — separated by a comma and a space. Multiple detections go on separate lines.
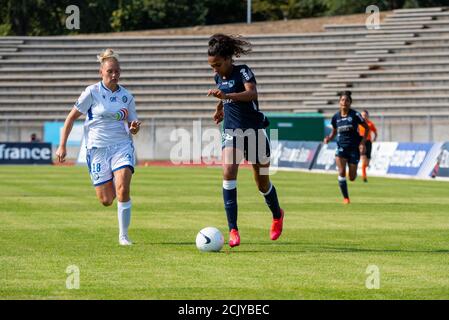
222, 128, 271, 165
335, 146, 360, 165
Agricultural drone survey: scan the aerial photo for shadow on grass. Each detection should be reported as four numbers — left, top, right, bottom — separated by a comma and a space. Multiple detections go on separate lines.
141, 242, 449, 254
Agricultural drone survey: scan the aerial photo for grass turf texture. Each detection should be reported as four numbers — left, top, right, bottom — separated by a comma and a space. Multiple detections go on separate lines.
1, 165, 449, 300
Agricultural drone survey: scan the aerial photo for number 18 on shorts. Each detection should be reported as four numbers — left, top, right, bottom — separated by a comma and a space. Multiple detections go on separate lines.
86, 142, 135, 186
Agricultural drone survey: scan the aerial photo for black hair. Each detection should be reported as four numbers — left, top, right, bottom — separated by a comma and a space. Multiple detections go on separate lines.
208, 34, 252, 58
363, 109, 369, 116
338, 90, 353, 104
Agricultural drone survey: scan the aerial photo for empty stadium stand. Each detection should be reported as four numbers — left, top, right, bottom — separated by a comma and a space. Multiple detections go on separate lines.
1, 6, 449, 149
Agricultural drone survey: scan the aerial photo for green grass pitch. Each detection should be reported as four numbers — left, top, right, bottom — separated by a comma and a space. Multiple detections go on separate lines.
1, 165, 449, 299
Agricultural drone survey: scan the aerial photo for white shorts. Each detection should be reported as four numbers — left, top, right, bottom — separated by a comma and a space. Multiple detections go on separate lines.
86, 142, 135, 186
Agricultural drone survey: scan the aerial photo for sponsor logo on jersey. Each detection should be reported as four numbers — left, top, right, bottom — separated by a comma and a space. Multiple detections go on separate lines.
110, 96, 117, 102
240, 68, 251, 81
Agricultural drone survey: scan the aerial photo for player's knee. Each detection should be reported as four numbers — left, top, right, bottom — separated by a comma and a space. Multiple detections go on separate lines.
116, 185, 130, 201
100, 197, 114, 207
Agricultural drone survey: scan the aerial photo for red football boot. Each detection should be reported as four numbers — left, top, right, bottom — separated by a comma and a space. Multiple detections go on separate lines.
270, 209, 284, 241
229, 229, 240, 248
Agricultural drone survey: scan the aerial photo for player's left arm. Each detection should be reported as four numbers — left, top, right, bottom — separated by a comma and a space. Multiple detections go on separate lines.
127, 97, 141, 135
207, 82, 257, 102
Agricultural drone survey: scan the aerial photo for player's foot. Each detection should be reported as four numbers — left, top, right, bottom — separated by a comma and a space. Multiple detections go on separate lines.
343, 198, 350, 204
270, 209, 284, 241
229, 229, 240, 248
363, 177, 368, 183
119, 235, 133, 246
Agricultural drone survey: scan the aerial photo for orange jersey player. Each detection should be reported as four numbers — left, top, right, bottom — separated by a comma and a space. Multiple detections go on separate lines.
358, 110, 378, 182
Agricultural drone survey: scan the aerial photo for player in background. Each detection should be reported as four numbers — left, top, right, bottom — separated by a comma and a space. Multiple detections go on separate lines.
56, 49, 141, 246
324, 91, 369, 204
207, 34, 284, 247
358, 110, 378, 182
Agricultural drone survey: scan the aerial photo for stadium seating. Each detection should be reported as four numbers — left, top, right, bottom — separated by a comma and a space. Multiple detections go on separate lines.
1, 7, 449, 139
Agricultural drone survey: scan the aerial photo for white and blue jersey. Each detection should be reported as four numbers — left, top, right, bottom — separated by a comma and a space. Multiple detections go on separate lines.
75, 81, 138, 149
215, 64, 267, 130
74, 81, 138, 186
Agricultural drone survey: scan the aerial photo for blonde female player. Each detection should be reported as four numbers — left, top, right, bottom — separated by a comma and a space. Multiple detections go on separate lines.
56, 49, 141, 246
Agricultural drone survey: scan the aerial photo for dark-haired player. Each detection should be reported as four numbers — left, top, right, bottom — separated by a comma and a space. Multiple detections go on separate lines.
206, 33, 284, 247
324, 91, 369, 204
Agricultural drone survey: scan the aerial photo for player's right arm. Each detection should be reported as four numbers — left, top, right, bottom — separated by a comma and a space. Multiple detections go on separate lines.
56, 107, 83, 163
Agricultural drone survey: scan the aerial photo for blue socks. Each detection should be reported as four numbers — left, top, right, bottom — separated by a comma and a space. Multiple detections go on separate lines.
338, 176, 349, 199
261, 183, 282, 219
223, 180, 238, 231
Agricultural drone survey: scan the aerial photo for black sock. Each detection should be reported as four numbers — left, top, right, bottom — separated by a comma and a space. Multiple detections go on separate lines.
338, 177, 349, 199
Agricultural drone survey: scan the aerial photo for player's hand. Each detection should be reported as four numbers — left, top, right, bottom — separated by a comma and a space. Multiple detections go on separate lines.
56, 146, 67, 163
207, 89, 227, 100
323, 136, 330, 144
213, 108, 224, 124
129, 120, 141, 135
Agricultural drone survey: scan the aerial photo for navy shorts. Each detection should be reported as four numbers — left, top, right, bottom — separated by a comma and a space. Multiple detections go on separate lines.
336, 145, 360, 165
222, 128, 271, 165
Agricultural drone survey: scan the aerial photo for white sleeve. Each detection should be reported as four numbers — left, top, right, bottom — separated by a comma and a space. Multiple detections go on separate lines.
127, 97, 138, 122
74, 87, 93, 114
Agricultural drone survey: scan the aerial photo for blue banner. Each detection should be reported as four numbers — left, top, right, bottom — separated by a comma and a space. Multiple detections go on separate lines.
311, 142, 337, 171
434, 142, 449, 178
275, 141, 321, 170
387, 143, 433, 176
0, 143, 53, 164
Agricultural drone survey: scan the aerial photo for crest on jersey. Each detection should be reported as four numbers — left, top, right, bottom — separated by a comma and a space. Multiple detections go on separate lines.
122, 96, 128, 103
228, 80, 235, 88
348, 117, 353, 123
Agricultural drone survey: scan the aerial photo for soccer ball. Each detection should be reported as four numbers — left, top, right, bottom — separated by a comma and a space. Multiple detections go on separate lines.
196, 227, 224, 252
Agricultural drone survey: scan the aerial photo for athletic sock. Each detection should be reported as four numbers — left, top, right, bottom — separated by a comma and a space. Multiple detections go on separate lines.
338, 176, 349, 199
261, 183, 282, 219
223, 180, 238, 231
118, 200, 132, 238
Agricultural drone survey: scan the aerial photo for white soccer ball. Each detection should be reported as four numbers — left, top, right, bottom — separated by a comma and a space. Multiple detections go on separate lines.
196, 227, 224, 252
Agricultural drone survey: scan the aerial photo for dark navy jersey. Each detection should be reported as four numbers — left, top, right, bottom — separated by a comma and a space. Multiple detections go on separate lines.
331, 109, 365, 148
214, 64, 266, 130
